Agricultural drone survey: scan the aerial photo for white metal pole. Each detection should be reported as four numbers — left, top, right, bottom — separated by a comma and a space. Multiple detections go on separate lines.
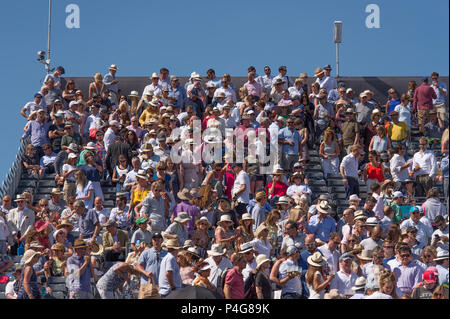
47, 0, 52, 73
336, 43, 340, 79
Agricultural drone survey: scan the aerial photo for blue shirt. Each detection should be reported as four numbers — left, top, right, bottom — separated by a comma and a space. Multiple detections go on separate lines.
169, 85, 187, 110
308, 215, 336, 242
103, 72, 118, 93
67, 254, 92, 292
432, 81, 447, 105
158, 252, 182, 296
22, 120, 51, 147
137, 247, 168, 285
441, 155, 449, 178
278, 127, 300, 155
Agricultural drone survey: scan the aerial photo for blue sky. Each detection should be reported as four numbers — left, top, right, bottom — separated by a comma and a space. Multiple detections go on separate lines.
0, 0, 448, 185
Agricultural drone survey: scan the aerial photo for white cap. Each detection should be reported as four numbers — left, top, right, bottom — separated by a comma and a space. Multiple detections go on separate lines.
393, 191, 404, 198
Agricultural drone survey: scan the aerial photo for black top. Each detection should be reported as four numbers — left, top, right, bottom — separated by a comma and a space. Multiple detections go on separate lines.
255, 271, 273, 299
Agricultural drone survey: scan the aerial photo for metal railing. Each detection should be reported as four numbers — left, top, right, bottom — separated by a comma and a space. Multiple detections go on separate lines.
0, 137, 29, 199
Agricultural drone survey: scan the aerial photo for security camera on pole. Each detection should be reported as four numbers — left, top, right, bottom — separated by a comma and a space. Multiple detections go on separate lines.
37, 0, 54, 74
334, 21, 342, 80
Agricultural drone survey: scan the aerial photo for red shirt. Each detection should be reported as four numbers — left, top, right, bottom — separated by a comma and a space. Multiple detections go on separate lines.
266, 181, 288, 199
224, 267, 244, 299
413, 84, 437, 112
367, 162, 384, 182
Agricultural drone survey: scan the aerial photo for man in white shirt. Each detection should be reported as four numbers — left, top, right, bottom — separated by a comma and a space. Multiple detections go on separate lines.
214, 78, 236, 103
142, 73, 163, 99
205, 244, 233, 288
103, 120, 120, 152
21, 93, 44, 120
272, 66, 290, 90
340, 145, 362, 200
390, 144, 411, 187
400, 206, 433, 248
231, 163, 250, 218
84, 104, 102, 137
330, 252, 357, 296
317, 233, 341, 274
412, 137, 437, 197
431, 216, 449, 253
257, 66, 274, 94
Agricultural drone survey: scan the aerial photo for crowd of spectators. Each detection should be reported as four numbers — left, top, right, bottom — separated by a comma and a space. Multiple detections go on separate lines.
0, 64, 448, 299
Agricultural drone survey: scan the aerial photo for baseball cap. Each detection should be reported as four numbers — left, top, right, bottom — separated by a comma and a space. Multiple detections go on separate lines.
409, 206, 423, 214
34, 93, 43, 98
422, 270, 436, 283
339, 252, 354, 262
286, 245, 299, 256
393, 191, 404, 199
152, 232, 163, 239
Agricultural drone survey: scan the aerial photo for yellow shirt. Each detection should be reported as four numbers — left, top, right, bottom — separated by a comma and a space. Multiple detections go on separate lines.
388, 121, 409, 141
139, 109, 159, 127
132, 188, 149, 206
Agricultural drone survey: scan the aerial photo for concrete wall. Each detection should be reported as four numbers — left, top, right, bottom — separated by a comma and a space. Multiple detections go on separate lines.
67, 76, 449, 105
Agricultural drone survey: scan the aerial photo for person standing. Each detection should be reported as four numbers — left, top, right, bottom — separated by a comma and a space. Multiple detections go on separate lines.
278, 245, 304, 299
103, 64, 119, 103
231, 163, 250, 218
66, 239, 94, 299
223, 253, 247, 299
158, 238, 182, 298
16, 250, 42, 299
412, 137, 437, 197
340, 145, 362, 199
392, 246, 423, 297
7, 194, 35, 255
306, 251, 335, 299
413, 77, 437, 134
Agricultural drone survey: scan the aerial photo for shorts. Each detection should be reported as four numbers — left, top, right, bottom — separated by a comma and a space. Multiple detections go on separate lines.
417, 109, 431, 125
249, 174, 264, 182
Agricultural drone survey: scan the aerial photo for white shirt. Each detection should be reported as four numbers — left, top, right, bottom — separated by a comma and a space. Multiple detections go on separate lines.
330, 270, 357, 295
316, 76, 337, 93
365, 291, 393, 299
390, 154, 410, 182
400, 218, 433, 248
257, 74, 274, 93
317, 244, 341, 274
272, 75, 290, 90
251, 238, 272, 258
5, 280, 17, 298
340, 153, 359, 178
242, 258, 257, 282
214, 87, 237, 103
412, 150, 437, 177
288, 86, 304, 99
142, 83, 163, 99
232, 170, 250, 204
205, 256, 233, 288
432, 226, 449, 252
372, 192, 384, 220
103, 127, 117, 152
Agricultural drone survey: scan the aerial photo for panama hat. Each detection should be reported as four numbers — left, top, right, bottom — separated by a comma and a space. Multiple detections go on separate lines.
307, 251, 327, 267
174, 212, 192, 223
128, 90, 140, 99
256, 254, 271, 270
434, 250, 449, 261
207, 243, 226, 256
239, 242, 255, 254
314, 67, 325, 77
109, 64, 118, 70
240, 213, 254, 222
255, 223, 269, 238
51, 243, 65, 251
186, 247, 200, 258
165, 238, 182, 250
195, 216, 211, 228
177, 188, 193, 201
317, 201, 332, 214
89, 242, 104, 256
136, 169, 148, 180
217, 214, 233, 226
352, 277, 367, 291
357, 249, 373, 261
29, 241, 44, 250
14, 194, 27, 202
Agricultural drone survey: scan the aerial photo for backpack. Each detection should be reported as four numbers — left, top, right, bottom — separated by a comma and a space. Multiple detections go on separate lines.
216, 267, 231, 298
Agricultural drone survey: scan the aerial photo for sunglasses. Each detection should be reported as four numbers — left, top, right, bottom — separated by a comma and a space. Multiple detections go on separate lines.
383, 246, 394, 249
400, 254, 411, 258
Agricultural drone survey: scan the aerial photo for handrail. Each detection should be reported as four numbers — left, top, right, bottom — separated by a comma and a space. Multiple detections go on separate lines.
0, 137, 29, 199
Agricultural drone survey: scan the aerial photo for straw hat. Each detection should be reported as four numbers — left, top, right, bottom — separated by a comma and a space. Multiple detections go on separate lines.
434, 250, 449, 261
177, 188, 193, 201
136, 169, 148, 180
352, 277, 367, 291
109, 64, 119, 71
207, 243, 227, 256
353, 210, 367, 222
217, 214, 233, 226
128, 90, 140, 99
165, 238, 182, 250
255, 223, 269, 238
51, 243, 65, 251
73, 239, 89, 249
239, 242, 255, 254
23, 250, 41, 265
381, 179, 395, 192
241, 213, 254, 222
256, 254, 271, 270
357, 249, 373, 261
307, 251, 327, 267
314, 67, 325, 77
195, 216, 211, 228
56, 219, 74, 232
186, 247, 200, 258
50, 188, 63, 195
14, 194, 27, 202
174, 212, 192, 223
317, 201, 332, 214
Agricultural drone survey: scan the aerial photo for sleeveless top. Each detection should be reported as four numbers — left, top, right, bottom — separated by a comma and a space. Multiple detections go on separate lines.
114, 165, 130, 178
367, 162, 384, 182
307, 271, 325, 299
96, 263, 126, 291
323, 141, 336, 156
132, 188, 149, 206
372, 135, 389, 153
17, 266, 41, 299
